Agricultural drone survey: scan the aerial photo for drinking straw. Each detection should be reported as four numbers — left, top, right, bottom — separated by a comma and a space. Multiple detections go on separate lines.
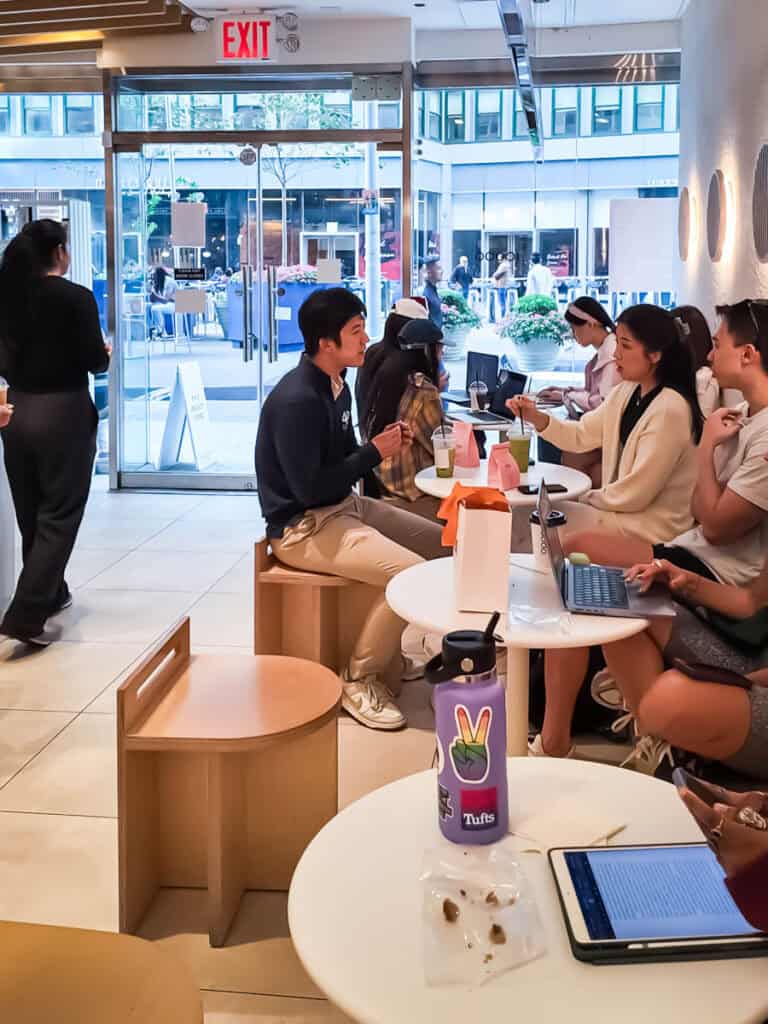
519, 405, 525, 436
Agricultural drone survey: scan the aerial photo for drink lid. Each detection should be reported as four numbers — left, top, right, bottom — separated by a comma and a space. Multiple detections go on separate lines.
530, 508, 567, 526
425, 613, 500, 684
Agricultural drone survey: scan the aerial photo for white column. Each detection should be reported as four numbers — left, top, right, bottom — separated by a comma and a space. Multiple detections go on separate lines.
678, 0, 768, 310
364, 104, 382, 339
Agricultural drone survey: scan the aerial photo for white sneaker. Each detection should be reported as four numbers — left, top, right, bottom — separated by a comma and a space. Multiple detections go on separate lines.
341, 672, 406, 731
620, 734, 674, 775
591, 668, 623, 710
528, 733, 575, 758
401, 655, 425, 682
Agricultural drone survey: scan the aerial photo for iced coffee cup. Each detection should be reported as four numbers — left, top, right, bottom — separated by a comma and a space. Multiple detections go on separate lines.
507, 426, 533, 473
432, 426, 456, 479
0, 376, 8, 406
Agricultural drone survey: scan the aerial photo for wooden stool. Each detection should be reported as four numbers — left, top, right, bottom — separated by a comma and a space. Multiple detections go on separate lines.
0, 920, 202, 1022
254, 538, 401, 684
118, 617, 341, 947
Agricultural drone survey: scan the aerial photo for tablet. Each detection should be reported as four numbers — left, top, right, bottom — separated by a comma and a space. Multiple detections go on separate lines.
549, 843, 768, 965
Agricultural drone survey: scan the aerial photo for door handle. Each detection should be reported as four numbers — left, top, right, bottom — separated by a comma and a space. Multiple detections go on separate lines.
267, 265, 279, 364
241, 263, 254, 362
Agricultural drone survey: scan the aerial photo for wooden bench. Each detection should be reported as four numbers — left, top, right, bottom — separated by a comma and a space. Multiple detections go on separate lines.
0, 920, 202, 1022
118, 617, 341, 947
254, 539, 401, 687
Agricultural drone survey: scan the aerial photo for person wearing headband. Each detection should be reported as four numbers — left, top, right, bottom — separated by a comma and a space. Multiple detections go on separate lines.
537, 296, 620, 487
360, 316, 446, 520
672, 304, 721, 417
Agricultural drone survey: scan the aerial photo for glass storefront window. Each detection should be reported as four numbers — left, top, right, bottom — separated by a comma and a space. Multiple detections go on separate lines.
445, 91, 465, 143
475, 90, 501, 141
592, 86, 622, 135
538, 228, 577, 277
635, 84, 664, 132
0, 96, 9, 134
426, 92, 441, 140
24, 95, 53, 135
191, 94, 223, 130
234, 94, 265, 129
378, 102, 399, 129
552, 87, 578, 138
513, 93, 529, 137
65, 95, 96, 134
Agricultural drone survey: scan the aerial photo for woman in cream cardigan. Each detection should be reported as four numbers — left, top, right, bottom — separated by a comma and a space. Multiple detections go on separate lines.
509, 304, 703, 544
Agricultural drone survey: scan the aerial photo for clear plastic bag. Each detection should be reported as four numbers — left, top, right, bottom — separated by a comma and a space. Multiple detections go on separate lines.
420, 843, 546, 987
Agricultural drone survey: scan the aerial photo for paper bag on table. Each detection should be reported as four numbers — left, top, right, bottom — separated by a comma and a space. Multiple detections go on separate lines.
438, 485, 511, 613
487, 443, 521, 492
452, 420, 480, 468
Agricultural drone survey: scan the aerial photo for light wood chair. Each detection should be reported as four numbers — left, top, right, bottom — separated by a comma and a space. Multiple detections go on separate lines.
118, 617, 341, 947
254, 539, 401, 686
0, 920, 202, 1022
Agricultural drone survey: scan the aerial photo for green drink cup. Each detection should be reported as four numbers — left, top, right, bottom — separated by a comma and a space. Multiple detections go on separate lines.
433, 427, 456, 479
507, 426, 533, 473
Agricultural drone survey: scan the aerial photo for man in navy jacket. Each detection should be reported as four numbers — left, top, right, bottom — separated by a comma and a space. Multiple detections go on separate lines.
256, 288, 444, 731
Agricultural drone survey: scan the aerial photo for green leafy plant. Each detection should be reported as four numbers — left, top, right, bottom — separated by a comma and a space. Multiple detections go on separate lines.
439, 289, 482, 329
500, 294, 571, 346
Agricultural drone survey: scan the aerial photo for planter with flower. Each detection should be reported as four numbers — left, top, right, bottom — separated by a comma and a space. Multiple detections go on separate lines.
439, 289, 482, 358
499, 294, 571, 372
226, 264, 331, 351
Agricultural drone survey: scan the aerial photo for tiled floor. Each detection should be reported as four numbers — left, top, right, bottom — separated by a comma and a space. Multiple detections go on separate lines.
0, 478, 625, 1022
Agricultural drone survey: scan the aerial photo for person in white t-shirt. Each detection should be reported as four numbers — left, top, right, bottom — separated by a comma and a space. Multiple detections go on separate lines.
525, 252, 555, 297
530, 299, 768, 763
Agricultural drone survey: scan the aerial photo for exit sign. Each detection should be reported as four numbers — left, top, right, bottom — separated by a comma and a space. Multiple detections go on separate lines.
216, 16, 275, 62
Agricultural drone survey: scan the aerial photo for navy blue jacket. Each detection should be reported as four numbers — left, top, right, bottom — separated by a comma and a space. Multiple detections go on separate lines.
255, 355, 381, 538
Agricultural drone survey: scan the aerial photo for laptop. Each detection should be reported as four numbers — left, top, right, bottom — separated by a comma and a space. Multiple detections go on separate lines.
442, 351, 499, 407
538, 485, 677, 619
447, 366, 528, 426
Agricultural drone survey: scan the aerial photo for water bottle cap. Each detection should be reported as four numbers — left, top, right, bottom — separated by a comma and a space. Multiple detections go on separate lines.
530, 508, 567, 527
425, 612, 501, 685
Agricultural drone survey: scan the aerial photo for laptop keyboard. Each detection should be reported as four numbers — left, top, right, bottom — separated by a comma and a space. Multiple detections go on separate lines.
571, 565, 630, 609
466, 410, 509, 423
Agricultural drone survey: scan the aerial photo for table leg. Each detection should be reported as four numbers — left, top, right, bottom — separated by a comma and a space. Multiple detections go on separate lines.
504, 645, 530, 756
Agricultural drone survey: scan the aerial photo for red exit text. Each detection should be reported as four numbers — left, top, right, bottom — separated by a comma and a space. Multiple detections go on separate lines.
219, 18, 273, 62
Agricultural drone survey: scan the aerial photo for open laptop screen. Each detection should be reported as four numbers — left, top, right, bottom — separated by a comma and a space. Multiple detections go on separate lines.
537, 483, 565, 584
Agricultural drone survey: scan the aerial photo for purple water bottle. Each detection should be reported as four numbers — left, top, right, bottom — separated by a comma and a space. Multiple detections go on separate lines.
426, 612, 509, 845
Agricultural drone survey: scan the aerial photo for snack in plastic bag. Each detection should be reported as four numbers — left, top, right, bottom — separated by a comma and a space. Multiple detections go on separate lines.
421, 843, 546, 986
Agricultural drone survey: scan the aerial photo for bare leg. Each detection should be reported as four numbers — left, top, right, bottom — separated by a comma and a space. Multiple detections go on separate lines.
562, 529, 653, 567
637, 670, 752, 761
602, 619, 675, 712
540, 646, 591, 756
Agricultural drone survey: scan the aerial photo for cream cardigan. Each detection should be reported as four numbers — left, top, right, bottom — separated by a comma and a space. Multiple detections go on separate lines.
539, 381, 697, 543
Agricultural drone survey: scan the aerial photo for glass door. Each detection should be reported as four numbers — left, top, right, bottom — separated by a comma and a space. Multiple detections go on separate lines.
114, 141, 402, 489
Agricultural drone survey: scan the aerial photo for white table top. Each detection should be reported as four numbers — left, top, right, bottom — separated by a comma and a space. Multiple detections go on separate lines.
289, 759, 768, 1024
386, 554, 648, 650
415, 460, 591, 506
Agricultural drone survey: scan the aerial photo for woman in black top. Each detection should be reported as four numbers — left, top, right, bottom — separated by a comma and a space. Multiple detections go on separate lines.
0, 219, 110, 645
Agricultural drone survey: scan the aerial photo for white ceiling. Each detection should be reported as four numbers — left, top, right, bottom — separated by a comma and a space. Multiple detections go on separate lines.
187, 0, 689, 30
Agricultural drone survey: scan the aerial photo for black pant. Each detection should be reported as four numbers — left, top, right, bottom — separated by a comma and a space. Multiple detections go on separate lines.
1, 388, 96, 636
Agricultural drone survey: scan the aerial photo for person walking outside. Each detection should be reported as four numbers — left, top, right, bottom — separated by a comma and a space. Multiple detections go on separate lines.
0, 219, 110, 645
449, 255, 473, 300
526, 252, 555, 297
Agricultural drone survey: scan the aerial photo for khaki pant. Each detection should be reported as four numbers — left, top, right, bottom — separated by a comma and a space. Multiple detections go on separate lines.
272, 495, 445, 680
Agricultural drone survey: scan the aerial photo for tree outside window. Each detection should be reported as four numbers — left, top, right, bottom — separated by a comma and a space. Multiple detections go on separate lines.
191, 95, 224, 130
234, 94, 265, 129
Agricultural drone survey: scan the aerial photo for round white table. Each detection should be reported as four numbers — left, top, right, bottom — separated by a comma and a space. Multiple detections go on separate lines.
289, 759, 768, 1024
386, 555, 648, 757
415, 460, 590, 507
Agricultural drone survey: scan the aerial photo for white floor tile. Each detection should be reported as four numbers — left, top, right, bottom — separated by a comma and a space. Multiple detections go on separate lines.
0, 641, 145, 712
187, 592, 254, 647
0, 812, 117, 931
0, 710, 75, 787
87, 549, 243, 593
142, 520, 261, 554
64, 548, 132, 588
178, 495, 264, 523
86, 491, 204, 519
75, 521, 170, 551
0, 714, 117, 818
209, 553, 254, 595
52, 589, 195, 644
203, 992, 352, 1023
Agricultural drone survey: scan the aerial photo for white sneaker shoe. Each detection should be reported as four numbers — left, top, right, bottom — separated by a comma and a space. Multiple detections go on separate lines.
341, 672, 406, 731
401, 655, 425, 682
620, 734, 674, 775
590, 668, 623, 710
528, 733, 575, 758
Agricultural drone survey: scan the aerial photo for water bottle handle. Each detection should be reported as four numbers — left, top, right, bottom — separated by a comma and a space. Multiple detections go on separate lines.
424, 653, 455, 686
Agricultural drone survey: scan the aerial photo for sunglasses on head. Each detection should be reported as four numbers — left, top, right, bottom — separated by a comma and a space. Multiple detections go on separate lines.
746, 299, 768, 343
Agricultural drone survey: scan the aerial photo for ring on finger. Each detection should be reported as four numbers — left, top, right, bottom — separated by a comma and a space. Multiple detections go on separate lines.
736, 807, 768, 831
710, 815, 727, 840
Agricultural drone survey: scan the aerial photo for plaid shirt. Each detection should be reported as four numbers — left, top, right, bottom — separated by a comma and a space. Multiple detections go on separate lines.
376, 373, 444, 502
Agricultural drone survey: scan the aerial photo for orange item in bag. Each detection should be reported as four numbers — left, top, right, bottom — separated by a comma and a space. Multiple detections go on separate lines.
437, 483, 510, 548
452, 420, 480, 468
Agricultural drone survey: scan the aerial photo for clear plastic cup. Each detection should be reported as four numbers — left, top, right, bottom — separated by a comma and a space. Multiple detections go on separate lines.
507, 426, 533, 473
469, 380, 489, 411
432, 426, 457, 479
0, 376, 7, 406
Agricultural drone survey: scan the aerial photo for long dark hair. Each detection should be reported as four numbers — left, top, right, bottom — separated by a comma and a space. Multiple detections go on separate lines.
564, 295, 615, 332
617, 304, 703, 442
360, 341, 440, 441
356, 310, 412, 415
671, 304, 713, 372
0, 218, 66, 358
152, 266, 168, 296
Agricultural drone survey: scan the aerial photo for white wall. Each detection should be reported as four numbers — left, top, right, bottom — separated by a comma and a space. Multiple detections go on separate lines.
678, 0, 768, 312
